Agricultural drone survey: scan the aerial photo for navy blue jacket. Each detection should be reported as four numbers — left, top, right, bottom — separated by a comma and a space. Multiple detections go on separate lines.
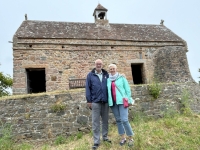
85, 68, 109, 103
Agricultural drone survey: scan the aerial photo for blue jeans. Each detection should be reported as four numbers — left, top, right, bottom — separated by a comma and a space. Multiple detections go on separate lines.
110, 103, 134, 136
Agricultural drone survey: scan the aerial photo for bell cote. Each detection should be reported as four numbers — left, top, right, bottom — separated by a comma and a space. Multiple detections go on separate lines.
93, 4, 109, 25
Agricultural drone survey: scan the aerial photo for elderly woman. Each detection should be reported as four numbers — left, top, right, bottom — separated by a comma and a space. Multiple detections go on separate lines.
107, 64, 134, 147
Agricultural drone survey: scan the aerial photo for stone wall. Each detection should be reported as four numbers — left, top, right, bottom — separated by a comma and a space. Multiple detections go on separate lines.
154, 46, 193, 83
1, 83, 200, 141
13, 38, 189, 95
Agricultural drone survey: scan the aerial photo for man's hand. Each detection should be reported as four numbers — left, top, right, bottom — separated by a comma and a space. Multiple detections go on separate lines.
87, 103, 92, 110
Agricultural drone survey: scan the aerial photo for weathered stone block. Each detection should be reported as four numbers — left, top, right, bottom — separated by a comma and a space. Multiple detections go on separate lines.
77, 116, 88, 125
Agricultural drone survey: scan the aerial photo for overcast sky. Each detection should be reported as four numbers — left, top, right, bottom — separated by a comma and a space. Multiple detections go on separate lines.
0, 0, 199, 83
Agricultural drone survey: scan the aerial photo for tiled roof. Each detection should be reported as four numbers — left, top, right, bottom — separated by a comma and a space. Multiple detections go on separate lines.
94, 4, 108, 11
15, 20, 184, 42
93, 4, 108, 16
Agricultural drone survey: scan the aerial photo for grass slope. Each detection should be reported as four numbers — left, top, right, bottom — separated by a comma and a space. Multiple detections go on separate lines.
0, 111, 199, 150
35, 114, 200, 150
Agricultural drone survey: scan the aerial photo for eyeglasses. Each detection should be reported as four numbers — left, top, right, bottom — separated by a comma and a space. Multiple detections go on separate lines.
96, 63, 102, 66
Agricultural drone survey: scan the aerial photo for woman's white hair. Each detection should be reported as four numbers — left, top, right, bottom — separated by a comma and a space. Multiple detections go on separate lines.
108, 64, 117, 69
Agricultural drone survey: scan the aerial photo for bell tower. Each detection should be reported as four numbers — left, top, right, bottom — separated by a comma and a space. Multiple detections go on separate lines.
93, 4, 109, 25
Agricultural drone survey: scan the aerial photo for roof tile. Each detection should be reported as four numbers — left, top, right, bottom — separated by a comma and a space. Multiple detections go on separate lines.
15, 20, 184, 42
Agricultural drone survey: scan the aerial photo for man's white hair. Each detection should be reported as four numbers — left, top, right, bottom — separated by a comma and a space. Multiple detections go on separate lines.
95, 59, 103, 64
108, 64, 117, 69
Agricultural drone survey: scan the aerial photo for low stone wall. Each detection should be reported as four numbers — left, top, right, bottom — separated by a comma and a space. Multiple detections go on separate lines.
131, 82, 200, 117
0, 83, 200, 141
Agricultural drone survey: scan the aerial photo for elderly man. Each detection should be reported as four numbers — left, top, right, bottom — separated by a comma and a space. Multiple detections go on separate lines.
86, 59, 111, 150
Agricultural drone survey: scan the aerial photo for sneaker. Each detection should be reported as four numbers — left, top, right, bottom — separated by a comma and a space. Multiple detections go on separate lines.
92, 144, 99, 150
128, 139, 134, 147
103, 139, 112, 143
120, 138, 126, 146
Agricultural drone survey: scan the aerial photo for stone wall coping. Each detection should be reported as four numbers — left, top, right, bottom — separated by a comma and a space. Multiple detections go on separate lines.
0, 88, 85, 101
1, 82, 196, 101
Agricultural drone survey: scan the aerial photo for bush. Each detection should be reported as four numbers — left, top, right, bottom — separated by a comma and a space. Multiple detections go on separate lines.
148, 79, 162, 99
0, 69, 13, 97
50, 103, 66, 113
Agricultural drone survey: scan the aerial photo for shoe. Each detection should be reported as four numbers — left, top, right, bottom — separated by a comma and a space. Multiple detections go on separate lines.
128, 139, 134, 147
120, 138, 126, 146
103, 139, 112, 143
92, 144, 99, 150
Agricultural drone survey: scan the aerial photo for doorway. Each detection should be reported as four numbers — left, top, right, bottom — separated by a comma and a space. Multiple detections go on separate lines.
131, 64, 143, 84
26, 68, 46, 93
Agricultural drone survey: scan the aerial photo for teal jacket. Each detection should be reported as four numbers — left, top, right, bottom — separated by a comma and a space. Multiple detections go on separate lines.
107, 74, 133, 107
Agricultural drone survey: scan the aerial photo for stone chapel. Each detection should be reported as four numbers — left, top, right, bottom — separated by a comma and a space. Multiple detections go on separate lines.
12, 4, 193, 94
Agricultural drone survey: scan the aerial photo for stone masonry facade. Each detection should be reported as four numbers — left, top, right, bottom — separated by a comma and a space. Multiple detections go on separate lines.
12, 38, 193, 94
1, 83, 200, 141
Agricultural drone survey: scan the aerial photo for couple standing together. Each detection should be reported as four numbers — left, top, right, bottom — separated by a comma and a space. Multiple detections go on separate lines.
86, 59, 134, 150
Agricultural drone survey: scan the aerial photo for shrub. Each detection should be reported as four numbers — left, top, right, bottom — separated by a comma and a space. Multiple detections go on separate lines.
148, 79, 162, 99
0, 67, 13, 97
50, 103, 66, 113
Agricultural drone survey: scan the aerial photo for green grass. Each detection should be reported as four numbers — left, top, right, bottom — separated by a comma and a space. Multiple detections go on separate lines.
32, 113, 199, 150
16, 143, 33, 150
54, 135, 67, 145
0, 123, 14, 150
1, 113, 200, 150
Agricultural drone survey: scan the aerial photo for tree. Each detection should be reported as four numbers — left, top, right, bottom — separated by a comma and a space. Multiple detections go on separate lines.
0, 65, 13, 97
199, 68, 200, 85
